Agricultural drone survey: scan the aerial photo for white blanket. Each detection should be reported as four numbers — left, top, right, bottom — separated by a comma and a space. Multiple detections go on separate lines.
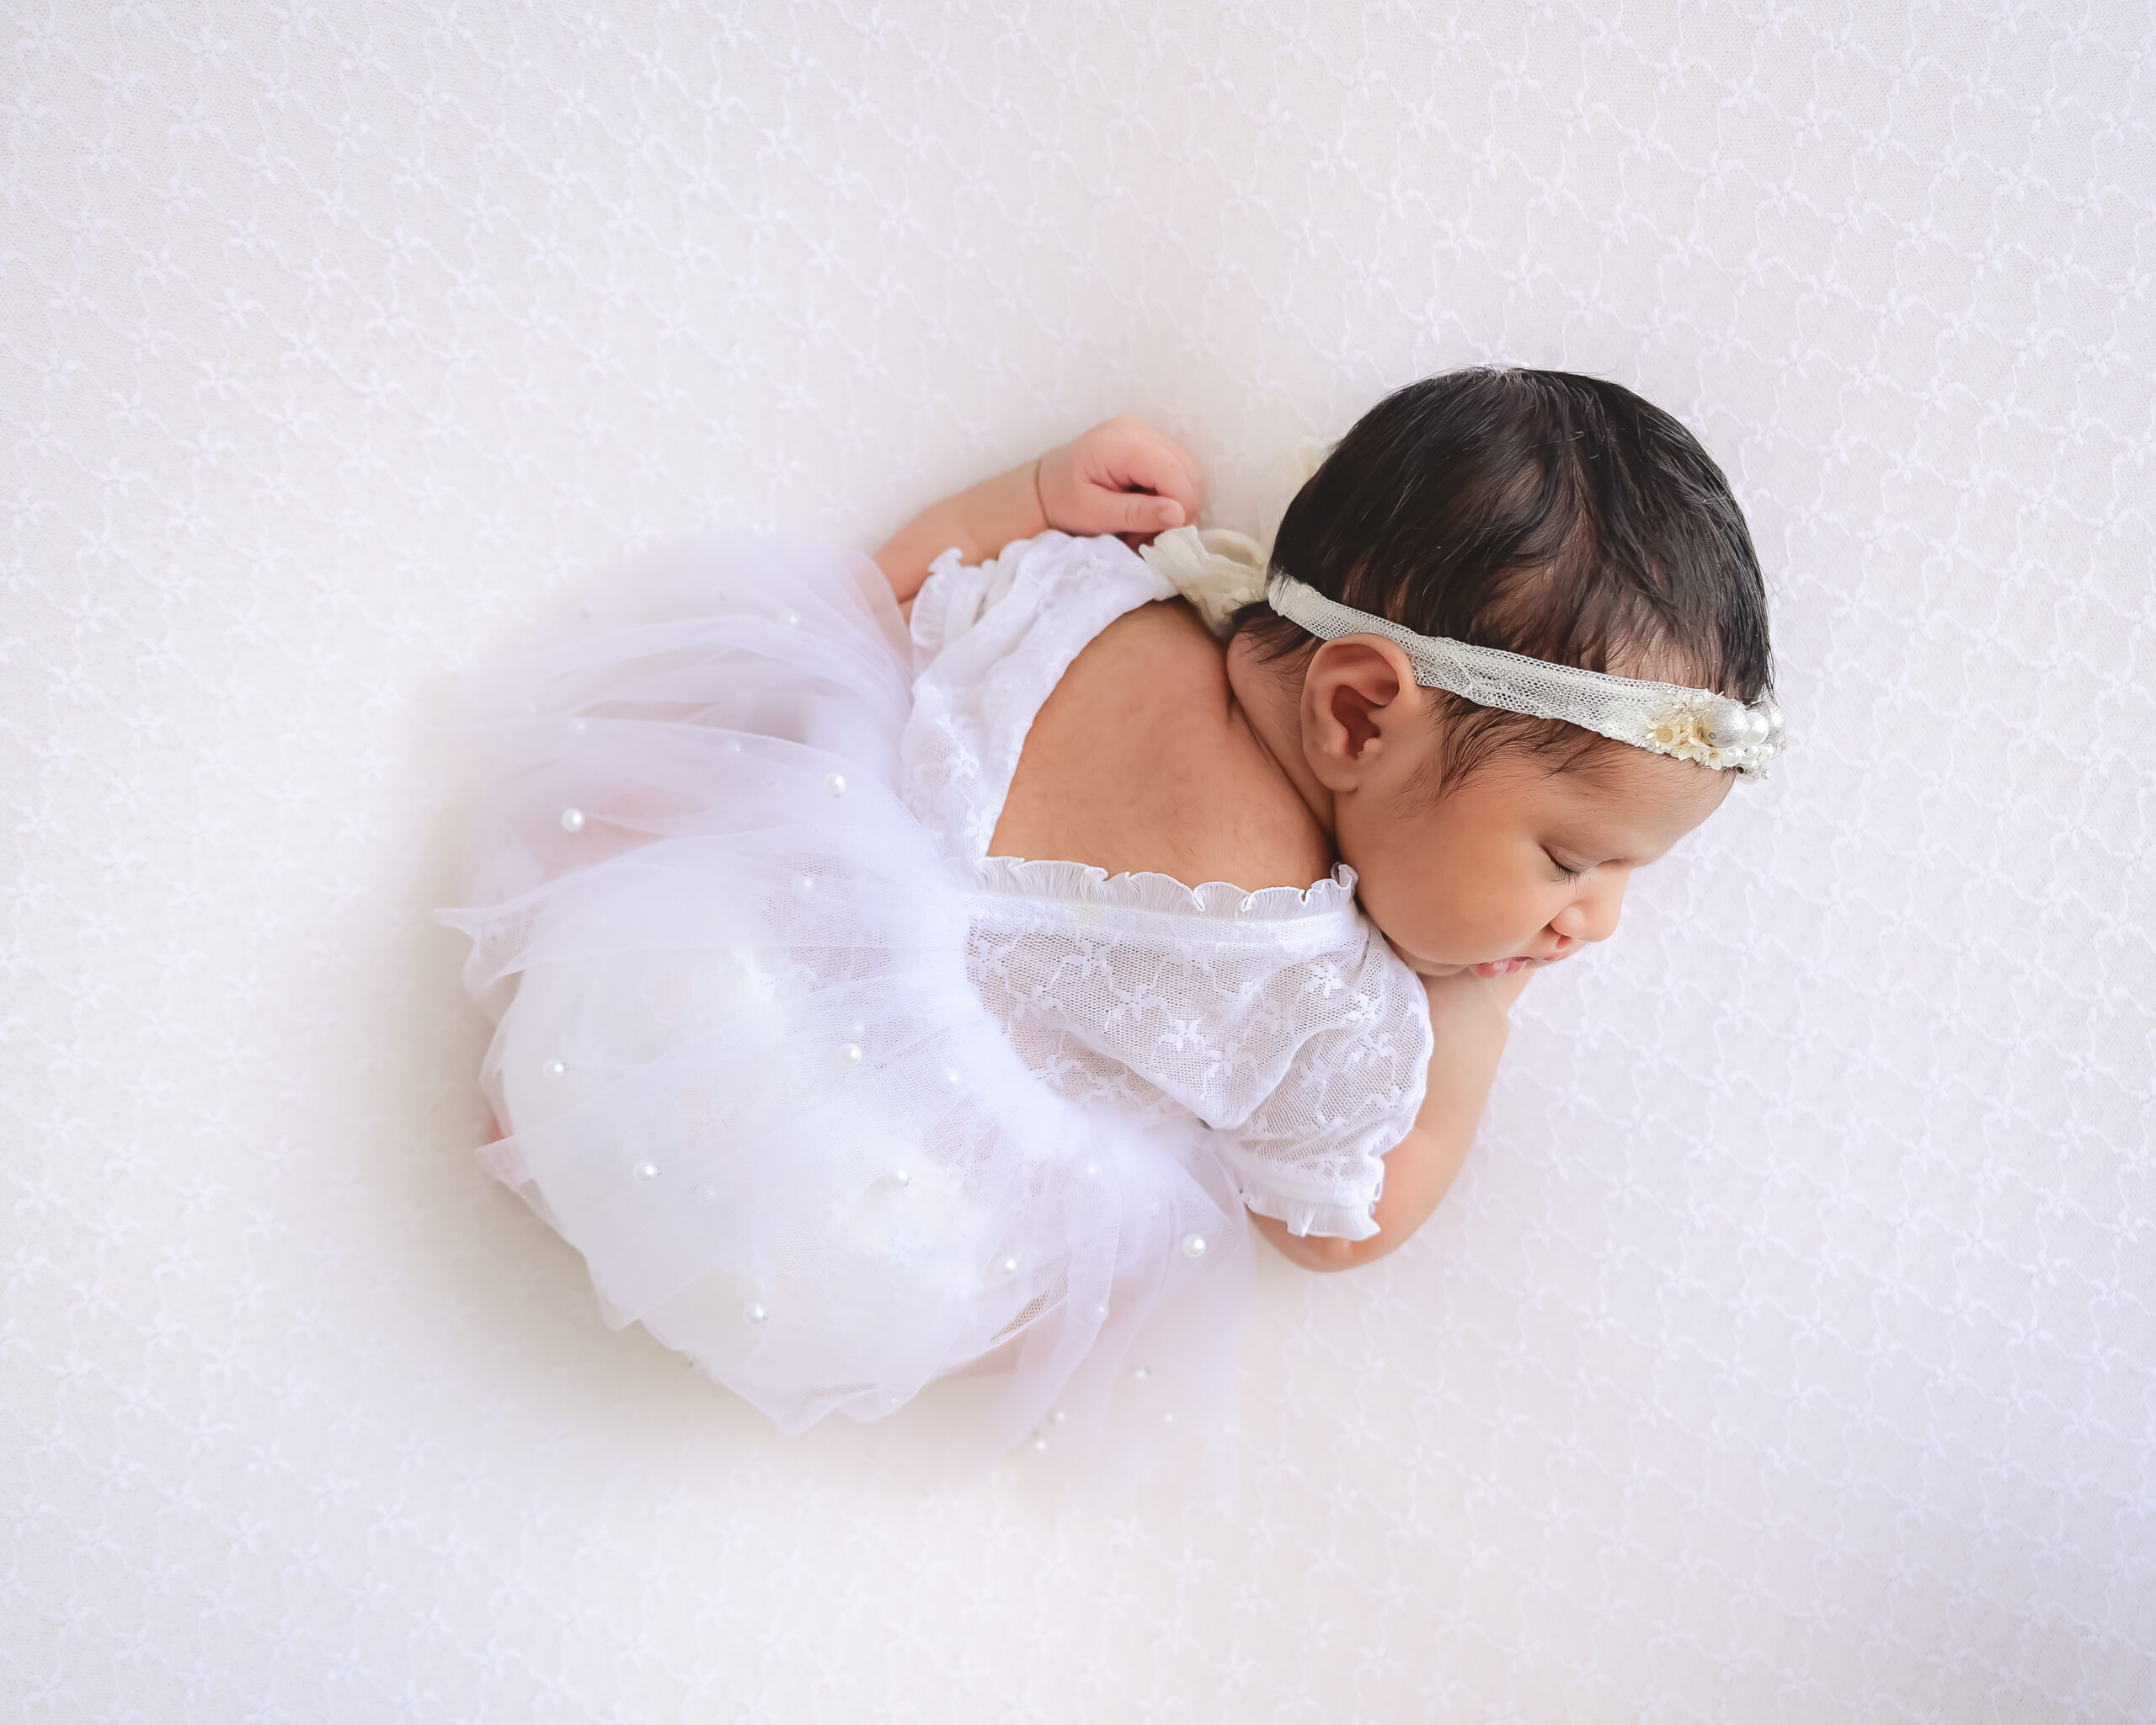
6, 3, 2148, 1718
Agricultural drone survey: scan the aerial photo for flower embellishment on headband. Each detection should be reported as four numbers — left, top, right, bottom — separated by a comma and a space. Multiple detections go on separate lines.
1638, 689, 1784, 769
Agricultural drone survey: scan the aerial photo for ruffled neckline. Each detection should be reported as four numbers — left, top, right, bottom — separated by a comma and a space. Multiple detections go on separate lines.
974, 853, 1361, 922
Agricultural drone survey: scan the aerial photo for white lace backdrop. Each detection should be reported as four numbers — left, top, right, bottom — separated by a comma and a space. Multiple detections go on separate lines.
4, 3, 2149, 1719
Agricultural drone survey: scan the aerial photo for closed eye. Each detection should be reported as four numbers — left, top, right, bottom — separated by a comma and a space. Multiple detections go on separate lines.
1545, 852, 1586, 883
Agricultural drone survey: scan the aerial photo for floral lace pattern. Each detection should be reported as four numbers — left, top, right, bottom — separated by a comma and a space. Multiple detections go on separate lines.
901, 532, 1433, 1240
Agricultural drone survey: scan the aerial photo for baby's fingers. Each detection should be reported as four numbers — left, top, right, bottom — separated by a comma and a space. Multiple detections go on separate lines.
1091, 486, 1187, 537
1091, 422, 1204, 524
1041, 416, 1205, 540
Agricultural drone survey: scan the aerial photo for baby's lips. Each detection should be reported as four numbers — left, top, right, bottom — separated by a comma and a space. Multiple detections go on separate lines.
1474, 949, 1577, 977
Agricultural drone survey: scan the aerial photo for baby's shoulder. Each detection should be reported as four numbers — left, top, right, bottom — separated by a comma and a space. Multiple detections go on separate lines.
990, 598, 1333, 893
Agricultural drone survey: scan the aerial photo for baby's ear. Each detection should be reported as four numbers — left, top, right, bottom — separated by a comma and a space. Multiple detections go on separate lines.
1302, 638, 1423, 785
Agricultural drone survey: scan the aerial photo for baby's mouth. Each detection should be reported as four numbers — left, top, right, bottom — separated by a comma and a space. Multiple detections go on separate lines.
1473, 950, 1575, 978
1474, 958, 1533, 977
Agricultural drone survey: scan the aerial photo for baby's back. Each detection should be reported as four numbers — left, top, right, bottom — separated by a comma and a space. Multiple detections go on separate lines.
990, 597, 1332, 893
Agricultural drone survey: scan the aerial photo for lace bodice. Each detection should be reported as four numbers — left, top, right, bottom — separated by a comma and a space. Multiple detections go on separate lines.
901, 531, 1433, 1240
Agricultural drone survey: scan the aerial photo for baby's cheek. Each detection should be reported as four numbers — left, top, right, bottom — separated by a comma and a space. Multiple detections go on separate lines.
1355, 837, 1514, 963
1368, 893, 1482, 971
1426, 894, 1543, 965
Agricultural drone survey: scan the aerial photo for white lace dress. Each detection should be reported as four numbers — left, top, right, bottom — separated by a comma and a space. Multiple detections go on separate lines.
440, 531, 1433, 1470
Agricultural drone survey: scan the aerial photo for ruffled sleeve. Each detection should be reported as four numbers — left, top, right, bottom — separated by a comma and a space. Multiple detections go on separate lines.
1195, 917, 1432, 1242
966, 857, 1435, 1242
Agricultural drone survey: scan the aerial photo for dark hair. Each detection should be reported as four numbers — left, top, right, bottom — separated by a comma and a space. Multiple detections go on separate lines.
1236, 367, 1774, 788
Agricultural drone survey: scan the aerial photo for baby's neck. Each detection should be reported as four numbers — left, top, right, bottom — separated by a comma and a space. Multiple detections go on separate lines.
1224, 633, 1337, 846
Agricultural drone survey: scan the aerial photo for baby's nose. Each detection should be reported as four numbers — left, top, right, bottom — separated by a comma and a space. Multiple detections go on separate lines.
1551, 886, 1623, 943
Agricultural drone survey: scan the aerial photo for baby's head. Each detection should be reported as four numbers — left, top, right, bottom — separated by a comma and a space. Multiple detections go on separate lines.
1232, 367, 1775, 979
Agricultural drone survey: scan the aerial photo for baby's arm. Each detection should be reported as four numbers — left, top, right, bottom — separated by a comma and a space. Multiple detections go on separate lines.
874, 417, 1206, 602
1251, 967, 1534, 1272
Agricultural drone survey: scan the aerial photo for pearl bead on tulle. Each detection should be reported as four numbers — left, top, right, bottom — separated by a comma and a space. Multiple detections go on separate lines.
1031, 1434, 1049, 1452
840, 1042, 862, 1066
824, 772, 846, 797
996, 1255, 1018, 1277
940, 1068, 962, 1091
542, 1059, 567, 1078
632, 1161, 659, 1183
1181, 1233, 1207, 1259
892, 1169, 912, 1187
1132, 1365, 1149, 1381
1090, 1302, 1109, 1322
743, 1302, 767, 1325
558, 807, 585, 832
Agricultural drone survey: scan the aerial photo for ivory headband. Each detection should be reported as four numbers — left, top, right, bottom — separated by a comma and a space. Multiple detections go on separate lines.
1135, 525, 1785, 778
1264, 572, 1785, 778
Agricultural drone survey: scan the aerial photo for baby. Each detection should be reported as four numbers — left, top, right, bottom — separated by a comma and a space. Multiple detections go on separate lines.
442, 367, 1780, 1467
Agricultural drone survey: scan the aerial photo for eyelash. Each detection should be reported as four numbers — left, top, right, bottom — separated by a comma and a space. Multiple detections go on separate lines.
1548, 854, 1587, 882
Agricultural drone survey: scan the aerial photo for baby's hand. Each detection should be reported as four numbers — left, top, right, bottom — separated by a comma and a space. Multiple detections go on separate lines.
1037, 416, 1205, 545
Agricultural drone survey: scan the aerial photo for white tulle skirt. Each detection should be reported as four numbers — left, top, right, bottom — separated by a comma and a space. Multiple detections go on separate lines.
440, 538, 1252, 1473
